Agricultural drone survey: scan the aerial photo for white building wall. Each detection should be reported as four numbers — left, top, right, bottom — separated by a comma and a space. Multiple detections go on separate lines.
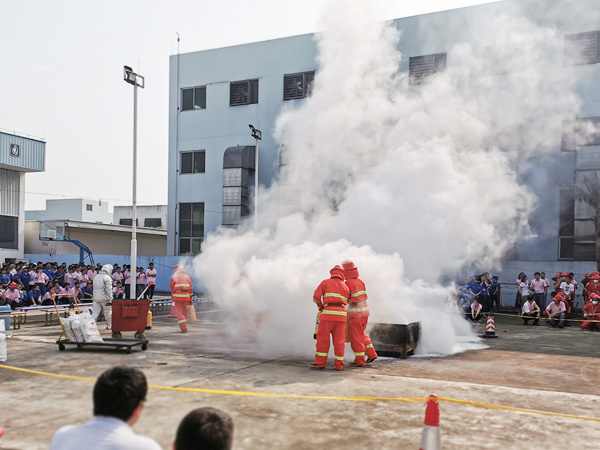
113, 205, 168, 229
26, 198, 113, 224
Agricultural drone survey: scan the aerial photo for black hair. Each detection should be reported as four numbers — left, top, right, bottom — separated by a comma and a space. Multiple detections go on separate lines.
93, 366, 147, 422
527, 294, 534, 301
520, 274, 527, 282
534, 272, 540, 276
175, 407, 234, 450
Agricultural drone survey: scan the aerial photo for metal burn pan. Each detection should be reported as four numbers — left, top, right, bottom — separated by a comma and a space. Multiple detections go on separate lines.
369, 322, 421, 359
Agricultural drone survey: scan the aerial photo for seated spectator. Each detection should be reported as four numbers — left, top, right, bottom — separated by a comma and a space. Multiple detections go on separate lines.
24, 285, 42, 307
41, 286, 58, 306
50, 366, 161, 450
546, 293, 566, 328
521, 294, 540, 325
0, 267, 10, 288
581, 293, 600, 331
71, 281, 84, 303
174, 407, 234, 450
81, 281, 94, 303
459, 294, 471, 319
468, 298, 483, 322
59, 283, 74, 305
113, 281, 124, 300
5, 282, 23, 309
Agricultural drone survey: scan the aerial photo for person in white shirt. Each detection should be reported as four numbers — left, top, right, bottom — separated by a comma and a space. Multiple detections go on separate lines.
521, 295, 540, 325
50, 366, 161, 450
145, 263, 157, 299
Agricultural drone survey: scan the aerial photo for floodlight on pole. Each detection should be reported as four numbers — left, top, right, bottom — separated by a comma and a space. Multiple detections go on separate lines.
123, 65, 144, 292
249, 124, 262, 230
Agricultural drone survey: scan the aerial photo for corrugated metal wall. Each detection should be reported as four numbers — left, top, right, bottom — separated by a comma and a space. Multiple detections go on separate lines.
0, 168, 20, 216
0, 132, 45, 172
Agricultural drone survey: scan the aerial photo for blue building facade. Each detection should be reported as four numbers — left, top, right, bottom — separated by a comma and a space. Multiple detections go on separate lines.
167, 1, 600, 279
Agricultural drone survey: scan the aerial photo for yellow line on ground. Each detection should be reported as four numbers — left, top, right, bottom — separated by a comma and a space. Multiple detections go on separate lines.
1, 364, 599, 422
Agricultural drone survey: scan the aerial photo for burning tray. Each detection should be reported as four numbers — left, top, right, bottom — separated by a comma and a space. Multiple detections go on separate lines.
369, 322, 421, 359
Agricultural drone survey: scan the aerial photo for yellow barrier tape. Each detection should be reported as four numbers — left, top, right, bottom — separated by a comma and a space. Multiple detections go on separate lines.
1, 364, 599, 422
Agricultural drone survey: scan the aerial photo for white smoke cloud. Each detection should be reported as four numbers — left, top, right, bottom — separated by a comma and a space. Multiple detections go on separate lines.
192, 0, 587, 357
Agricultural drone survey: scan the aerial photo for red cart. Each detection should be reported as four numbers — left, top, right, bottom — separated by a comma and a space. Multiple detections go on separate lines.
112, 299, 151, 340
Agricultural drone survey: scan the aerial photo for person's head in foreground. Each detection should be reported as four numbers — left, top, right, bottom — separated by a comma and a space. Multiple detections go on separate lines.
94, 366, 148, 425
174, 407, 234, 450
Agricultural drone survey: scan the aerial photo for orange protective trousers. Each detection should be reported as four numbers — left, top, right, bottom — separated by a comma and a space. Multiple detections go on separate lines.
174, 302, 188, 331
314, 319, 346, 370
348, 315, 377, 366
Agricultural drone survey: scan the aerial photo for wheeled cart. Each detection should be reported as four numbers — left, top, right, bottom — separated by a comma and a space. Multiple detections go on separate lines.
56, 338, 148, 354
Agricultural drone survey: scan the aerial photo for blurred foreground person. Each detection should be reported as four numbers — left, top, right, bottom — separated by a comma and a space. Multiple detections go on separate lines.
309, 265, 349, 371
171, 265, 193, 333
342, 261, 377, 366
93, 264, 114, 330
174, 407, 234, 450
50, 366, 161, 450
581, 293, 600, 331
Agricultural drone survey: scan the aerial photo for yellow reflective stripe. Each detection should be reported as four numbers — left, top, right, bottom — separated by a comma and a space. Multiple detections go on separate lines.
348, 307, 369, 312
365, 344, 374, 349
321, 310, 347, 316
315, 352, 328, 357
351, 291, 367, 297
174, 284, 191, 287
313, 298, 319, 304
334, 356, 344, 361
178, 319, 187, 323
173, 294, 189, 297
355, 352, 365, 356
323, 293, 348, 301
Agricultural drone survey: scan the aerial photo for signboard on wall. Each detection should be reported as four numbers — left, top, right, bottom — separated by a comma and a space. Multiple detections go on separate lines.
10, 144, 20, 157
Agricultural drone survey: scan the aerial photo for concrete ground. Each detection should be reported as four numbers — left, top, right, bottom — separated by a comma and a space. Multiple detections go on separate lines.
1, 311, 600, 449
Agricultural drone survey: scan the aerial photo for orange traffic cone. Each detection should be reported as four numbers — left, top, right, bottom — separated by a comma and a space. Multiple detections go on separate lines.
481, 314, 498, 338
168, 302, 177, 318
419, 394, 441, 450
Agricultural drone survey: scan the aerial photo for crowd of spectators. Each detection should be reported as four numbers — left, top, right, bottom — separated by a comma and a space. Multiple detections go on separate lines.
456, 270, 600, 330
0, 261, 157, 309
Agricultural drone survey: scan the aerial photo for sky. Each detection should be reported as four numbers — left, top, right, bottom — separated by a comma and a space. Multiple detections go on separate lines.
0, 0, 498, 212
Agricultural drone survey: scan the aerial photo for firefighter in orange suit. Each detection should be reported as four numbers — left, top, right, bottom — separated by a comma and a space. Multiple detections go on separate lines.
343, 260, 378, 366
309, 265, 349, 371
170, 264, 193, 333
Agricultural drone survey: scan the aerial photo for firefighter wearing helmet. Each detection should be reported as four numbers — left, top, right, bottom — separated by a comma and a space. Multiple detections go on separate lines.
343, 260, 378, 366
582, 293, 600, 330
170, 264, 193, 332
309, 265, 350, 371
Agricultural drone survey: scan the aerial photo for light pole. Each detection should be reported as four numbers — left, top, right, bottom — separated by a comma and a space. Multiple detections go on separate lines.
249, 124, 262, 230
124, 65, 144, 292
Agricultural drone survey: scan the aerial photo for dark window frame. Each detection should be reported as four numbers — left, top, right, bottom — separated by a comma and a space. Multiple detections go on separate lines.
564, 31, 600, 67
180, 150, 206, 174
179, 202, 204, 255
229, 79, 259, 106
283, 71, 315, 100
409, 53, 447, 85
0, 215, 18, 249
181, 86, 207, 111
144, 218, 162, 228
86, 204, 93, 211
119, 218, 138, 226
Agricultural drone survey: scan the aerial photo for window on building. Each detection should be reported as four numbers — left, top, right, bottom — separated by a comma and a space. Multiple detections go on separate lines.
409, 53, 447, 85
283, 71, 315, 100
179, 202, 204, 255
230, 79, 259, 106
0, 215, 18, 249
561, 117, 600, 151
182, 86, 207, 111
564, 31, 600, 66
86, 204, 93, 211
181, 151, 206, 174
119, 218, 138, 226
558, 190, 575, 260
144, 218, 162, 228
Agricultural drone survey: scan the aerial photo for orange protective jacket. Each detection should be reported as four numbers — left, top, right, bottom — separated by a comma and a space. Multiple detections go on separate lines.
313, 276, 350, 322
585, 281, 600, 297
345, 276, 369, 317
171, 270, 193, 303
583, 300, 600, 318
